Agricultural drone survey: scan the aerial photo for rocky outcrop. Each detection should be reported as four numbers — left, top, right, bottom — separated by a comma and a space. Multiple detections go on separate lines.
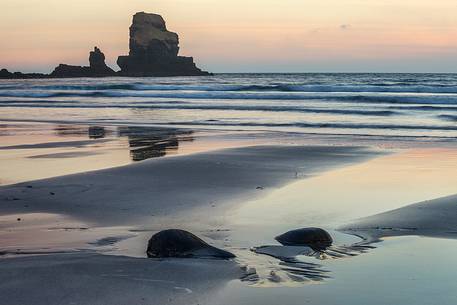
0, 68, 47, 79
50, 64, 92, 78
117, 12, 209, 76
50, 47, 115, 78
0, 12, 210, 78
89, 47, 115, 76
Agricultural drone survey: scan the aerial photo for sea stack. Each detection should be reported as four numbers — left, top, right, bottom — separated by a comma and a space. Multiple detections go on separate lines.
89, 47, 116, 76
117, 12, 209, 76
50, 47, 115, 77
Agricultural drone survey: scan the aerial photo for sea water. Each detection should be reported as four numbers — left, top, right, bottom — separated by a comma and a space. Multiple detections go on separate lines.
1, 73, 457, 139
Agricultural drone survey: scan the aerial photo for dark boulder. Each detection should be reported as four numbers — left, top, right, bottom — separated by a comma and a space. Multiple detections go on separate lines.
147, 229, 235, 259
275, 227, 333, 250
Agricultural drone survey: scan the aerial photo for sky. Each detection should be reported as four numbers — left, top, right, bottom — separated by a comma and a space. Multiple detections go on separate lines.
0, 0, 456, 73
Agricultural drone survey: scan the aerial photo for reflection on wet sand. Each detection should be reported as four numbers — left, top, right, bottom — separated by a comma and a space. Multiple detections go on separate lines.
0, 123, 219, 185
118, 126, 194, 161
54, 125, 89, 137
54, 124, 113, 139
88, 126, 106, 139
0, 124, 9, 136
51, 124, 194, 162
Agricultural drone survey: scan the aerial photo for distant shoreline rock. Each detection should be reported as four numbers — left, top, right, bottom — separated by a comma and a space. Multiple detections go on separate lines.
0, 12, 209, 79
0, 68, 48, 79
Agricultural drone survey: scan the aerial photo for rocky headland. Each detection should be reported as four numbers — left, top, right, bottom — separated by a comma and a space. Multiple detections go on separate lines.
0, 12, 209, 78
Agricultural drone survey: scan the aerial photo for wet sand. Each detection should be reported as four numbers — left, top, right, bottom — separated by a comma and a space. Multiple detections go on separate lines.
1, 122, 457, 305
340, 193, 457, 241
0, 144, 378, 253
0, 253, 244, 305
0, 123, 269, 185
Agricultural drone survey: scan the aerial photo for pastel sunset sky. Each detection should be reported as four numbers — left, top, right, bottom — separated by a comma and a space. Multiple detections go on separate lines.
1, 0, 456, 72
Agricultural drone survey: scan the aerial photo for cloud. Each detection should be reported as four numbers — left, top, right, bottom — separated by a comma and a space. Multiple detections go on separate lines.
340, 24, 351, 30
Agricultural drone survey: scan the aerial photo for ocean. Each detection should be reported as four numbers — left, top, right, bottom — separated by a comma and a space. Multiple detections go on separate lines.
1, 73, 457, 139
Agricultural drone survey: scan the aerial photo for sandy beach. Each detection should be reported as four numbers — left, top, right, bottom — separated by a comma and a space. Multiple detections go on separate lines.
1, 120, 457, 305
0, 127, 378, 304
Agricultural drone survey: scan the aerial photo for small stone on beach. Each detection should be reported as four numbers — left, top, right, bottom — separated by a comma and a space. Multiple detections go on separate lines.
146, 229, 235, 259
275, 227, 333, 250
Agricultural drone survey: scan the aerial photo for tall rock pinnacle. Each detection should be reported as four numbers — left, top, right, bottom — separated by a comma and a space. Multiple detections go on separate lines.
89, 47, 115, 75
117, 12, 209, 76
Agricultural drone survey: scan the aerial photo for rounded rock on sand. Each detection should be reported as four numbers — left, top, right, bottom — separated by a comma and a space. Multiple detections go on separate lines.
146, 229, 235, 259
275, 227, 333, 250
